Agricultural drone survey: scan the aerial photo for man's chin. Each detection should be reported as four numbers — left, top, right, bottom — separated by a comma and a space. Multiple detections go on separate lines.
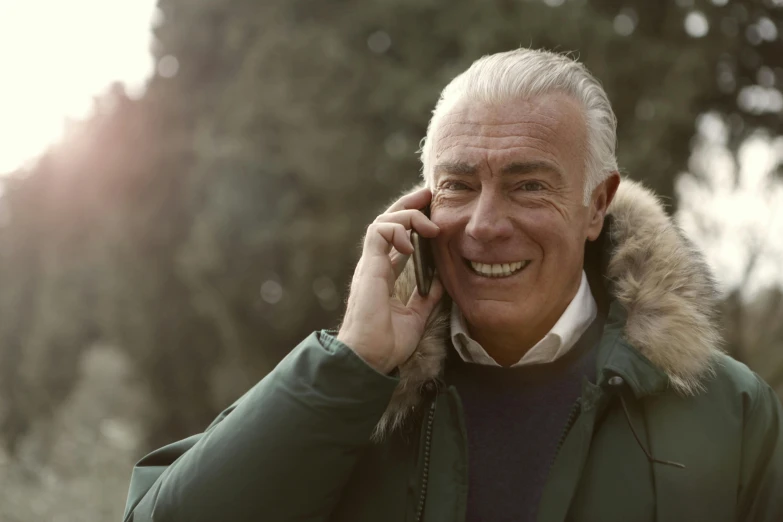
458, 300, 532, 331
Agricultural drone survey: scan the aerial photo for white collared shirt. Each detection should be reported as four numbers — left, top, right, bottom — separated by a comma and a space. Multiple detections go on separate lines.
450, 270, 597, 367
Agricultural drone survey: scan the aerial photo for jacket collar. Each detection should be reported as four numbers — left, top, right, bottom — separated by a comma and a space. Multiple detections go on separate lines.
373, 178, 722, 438
594, 301, 670, 398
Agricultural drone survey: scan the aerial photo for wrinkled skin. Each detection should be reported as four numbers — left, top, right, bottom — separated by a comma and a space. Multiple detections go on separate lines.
428, 94, 619, 365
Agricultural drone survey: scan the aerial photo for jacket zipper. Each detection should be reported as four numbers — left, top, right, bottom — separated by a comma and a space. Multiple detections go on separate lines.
555, 398, 581, 456
415, 398, 437, 522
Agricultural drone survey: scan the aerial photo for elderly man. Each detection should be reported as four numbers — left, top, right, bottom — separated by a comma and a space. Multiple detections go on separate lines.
124, 49, 783, 522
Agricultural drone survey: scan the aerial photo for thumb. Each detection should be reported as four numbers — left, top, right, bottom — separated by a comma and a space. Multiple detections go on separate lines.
406, 276, 445, 325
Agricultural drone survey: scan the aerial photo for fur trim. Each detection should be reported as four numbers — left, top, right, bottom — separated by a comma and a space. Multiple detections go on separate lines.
370, 266, 450, 440
372, 178, 722, 440
606, 180, 721, 394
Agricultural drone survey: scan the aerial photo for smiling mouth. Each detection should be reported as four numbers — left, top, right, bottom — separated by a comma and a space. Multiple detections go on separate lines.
467, 260, 531, 278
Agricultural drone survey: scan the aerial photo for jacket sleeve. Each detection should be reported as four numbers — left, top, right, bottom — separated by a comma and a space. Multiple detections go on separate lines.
737, 374, 783, 521
123, 331, 399, 522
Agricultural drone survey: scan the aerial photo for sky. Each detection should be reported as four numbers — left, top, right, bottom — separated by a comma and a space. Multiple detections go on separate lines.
0, 0, 158, 174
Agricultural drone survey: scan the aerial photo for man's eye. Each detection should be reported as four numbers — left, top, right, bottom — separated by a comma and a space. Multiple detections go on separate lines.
443, 181, 469, 191
518, 181, 544, 192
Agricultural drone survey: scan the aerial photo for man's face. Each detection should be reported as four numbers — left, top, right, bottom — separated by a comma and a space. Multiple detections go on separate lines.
429, 94, 600, 337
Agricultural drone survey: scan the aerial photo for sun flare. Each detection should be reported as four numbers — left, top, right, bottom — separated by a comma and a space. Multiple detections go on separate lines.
0, 0, 157, 174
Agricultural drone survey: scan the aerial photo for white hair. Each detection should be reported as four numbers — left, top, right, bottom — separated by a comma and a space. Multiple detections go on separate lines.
419, 48, 618, 205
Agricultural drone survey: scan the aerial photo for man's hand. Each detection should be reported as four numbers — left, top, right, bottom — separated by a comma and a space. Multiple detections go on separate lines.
337, 187, 444, 374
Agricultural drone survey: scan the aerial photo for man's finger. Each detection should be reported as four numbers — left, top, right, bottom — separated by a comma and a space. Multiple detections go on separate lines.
384, 186, 432, 213
390, 251, 410, 279
406, 276, 444, 322
363, 222, 414, 257
374, 209, 440, 238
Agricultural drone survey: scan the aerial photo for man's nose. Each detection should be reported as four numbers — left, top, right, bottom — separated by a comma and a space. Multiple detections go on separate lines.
465, 191, 514, 242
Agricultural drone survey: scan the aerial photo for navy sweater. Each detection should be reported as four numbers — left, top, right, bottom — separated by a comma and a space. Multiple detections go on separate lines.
445, 317, 603, 522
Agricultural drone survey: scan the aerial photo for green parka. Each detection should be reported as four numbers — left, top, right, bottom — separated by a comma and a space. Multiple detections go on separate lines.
124, 180, 783, 522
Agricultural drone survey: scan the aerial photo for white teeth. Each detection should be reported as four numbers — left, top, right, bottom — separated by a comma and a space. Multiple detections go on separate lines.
469, 260, 529, 277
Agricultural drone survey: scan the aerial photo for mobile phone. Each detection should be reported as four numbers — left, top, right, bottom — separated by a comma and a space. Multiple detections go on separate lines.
411, 205, 435, 296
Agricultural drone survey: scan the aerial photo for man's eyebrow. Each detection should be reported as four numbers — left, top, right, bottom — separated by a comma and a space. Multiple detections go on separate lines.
433, 162, 479, 175
500, 160, 564, 180
433, 160, 565, 180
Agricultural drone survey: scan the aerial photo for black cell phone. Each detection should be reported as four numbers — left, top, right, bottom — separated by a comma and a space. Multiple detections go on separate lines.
411, 205, 435, 296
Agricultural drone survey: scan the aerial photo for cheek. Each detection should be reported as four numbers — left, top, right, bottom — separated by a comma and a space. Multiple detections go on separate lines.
520, 212, 579, 261
536, 225, 585, 270
431, 224, 458, 269
428, 209, 464, 280
431, 237, 463, 301
429, 203, 466, 239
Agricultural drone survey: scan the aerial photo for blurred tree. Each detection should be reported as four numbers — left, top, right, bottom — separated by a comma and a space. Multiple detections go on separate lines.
0, 0, 780, 453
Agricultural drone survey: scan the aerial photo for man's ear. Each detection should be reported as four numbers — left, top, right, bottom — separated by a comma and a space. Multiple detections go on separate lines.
586, 172, 620, 241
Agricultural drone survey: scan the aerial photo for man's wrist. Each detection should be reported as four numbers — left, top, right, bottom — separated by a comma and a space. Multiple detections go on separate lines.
335, 331, 395, 375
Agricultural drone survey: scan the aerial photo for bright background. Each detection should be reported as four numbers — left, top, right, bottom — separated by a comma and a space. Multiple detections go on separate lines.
0, 0, 157, 174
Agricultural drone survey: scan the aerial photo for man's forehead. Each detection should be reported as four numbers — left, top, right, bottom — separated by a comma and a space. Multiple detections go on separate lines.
429, 95, 587, 177
434, 94, 583, 139
435, 94, 581, 129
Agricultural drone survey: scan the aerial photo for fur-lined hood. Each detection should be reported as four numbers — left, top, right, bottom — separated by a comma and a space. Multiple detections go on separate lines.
375, 178, 722, 437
